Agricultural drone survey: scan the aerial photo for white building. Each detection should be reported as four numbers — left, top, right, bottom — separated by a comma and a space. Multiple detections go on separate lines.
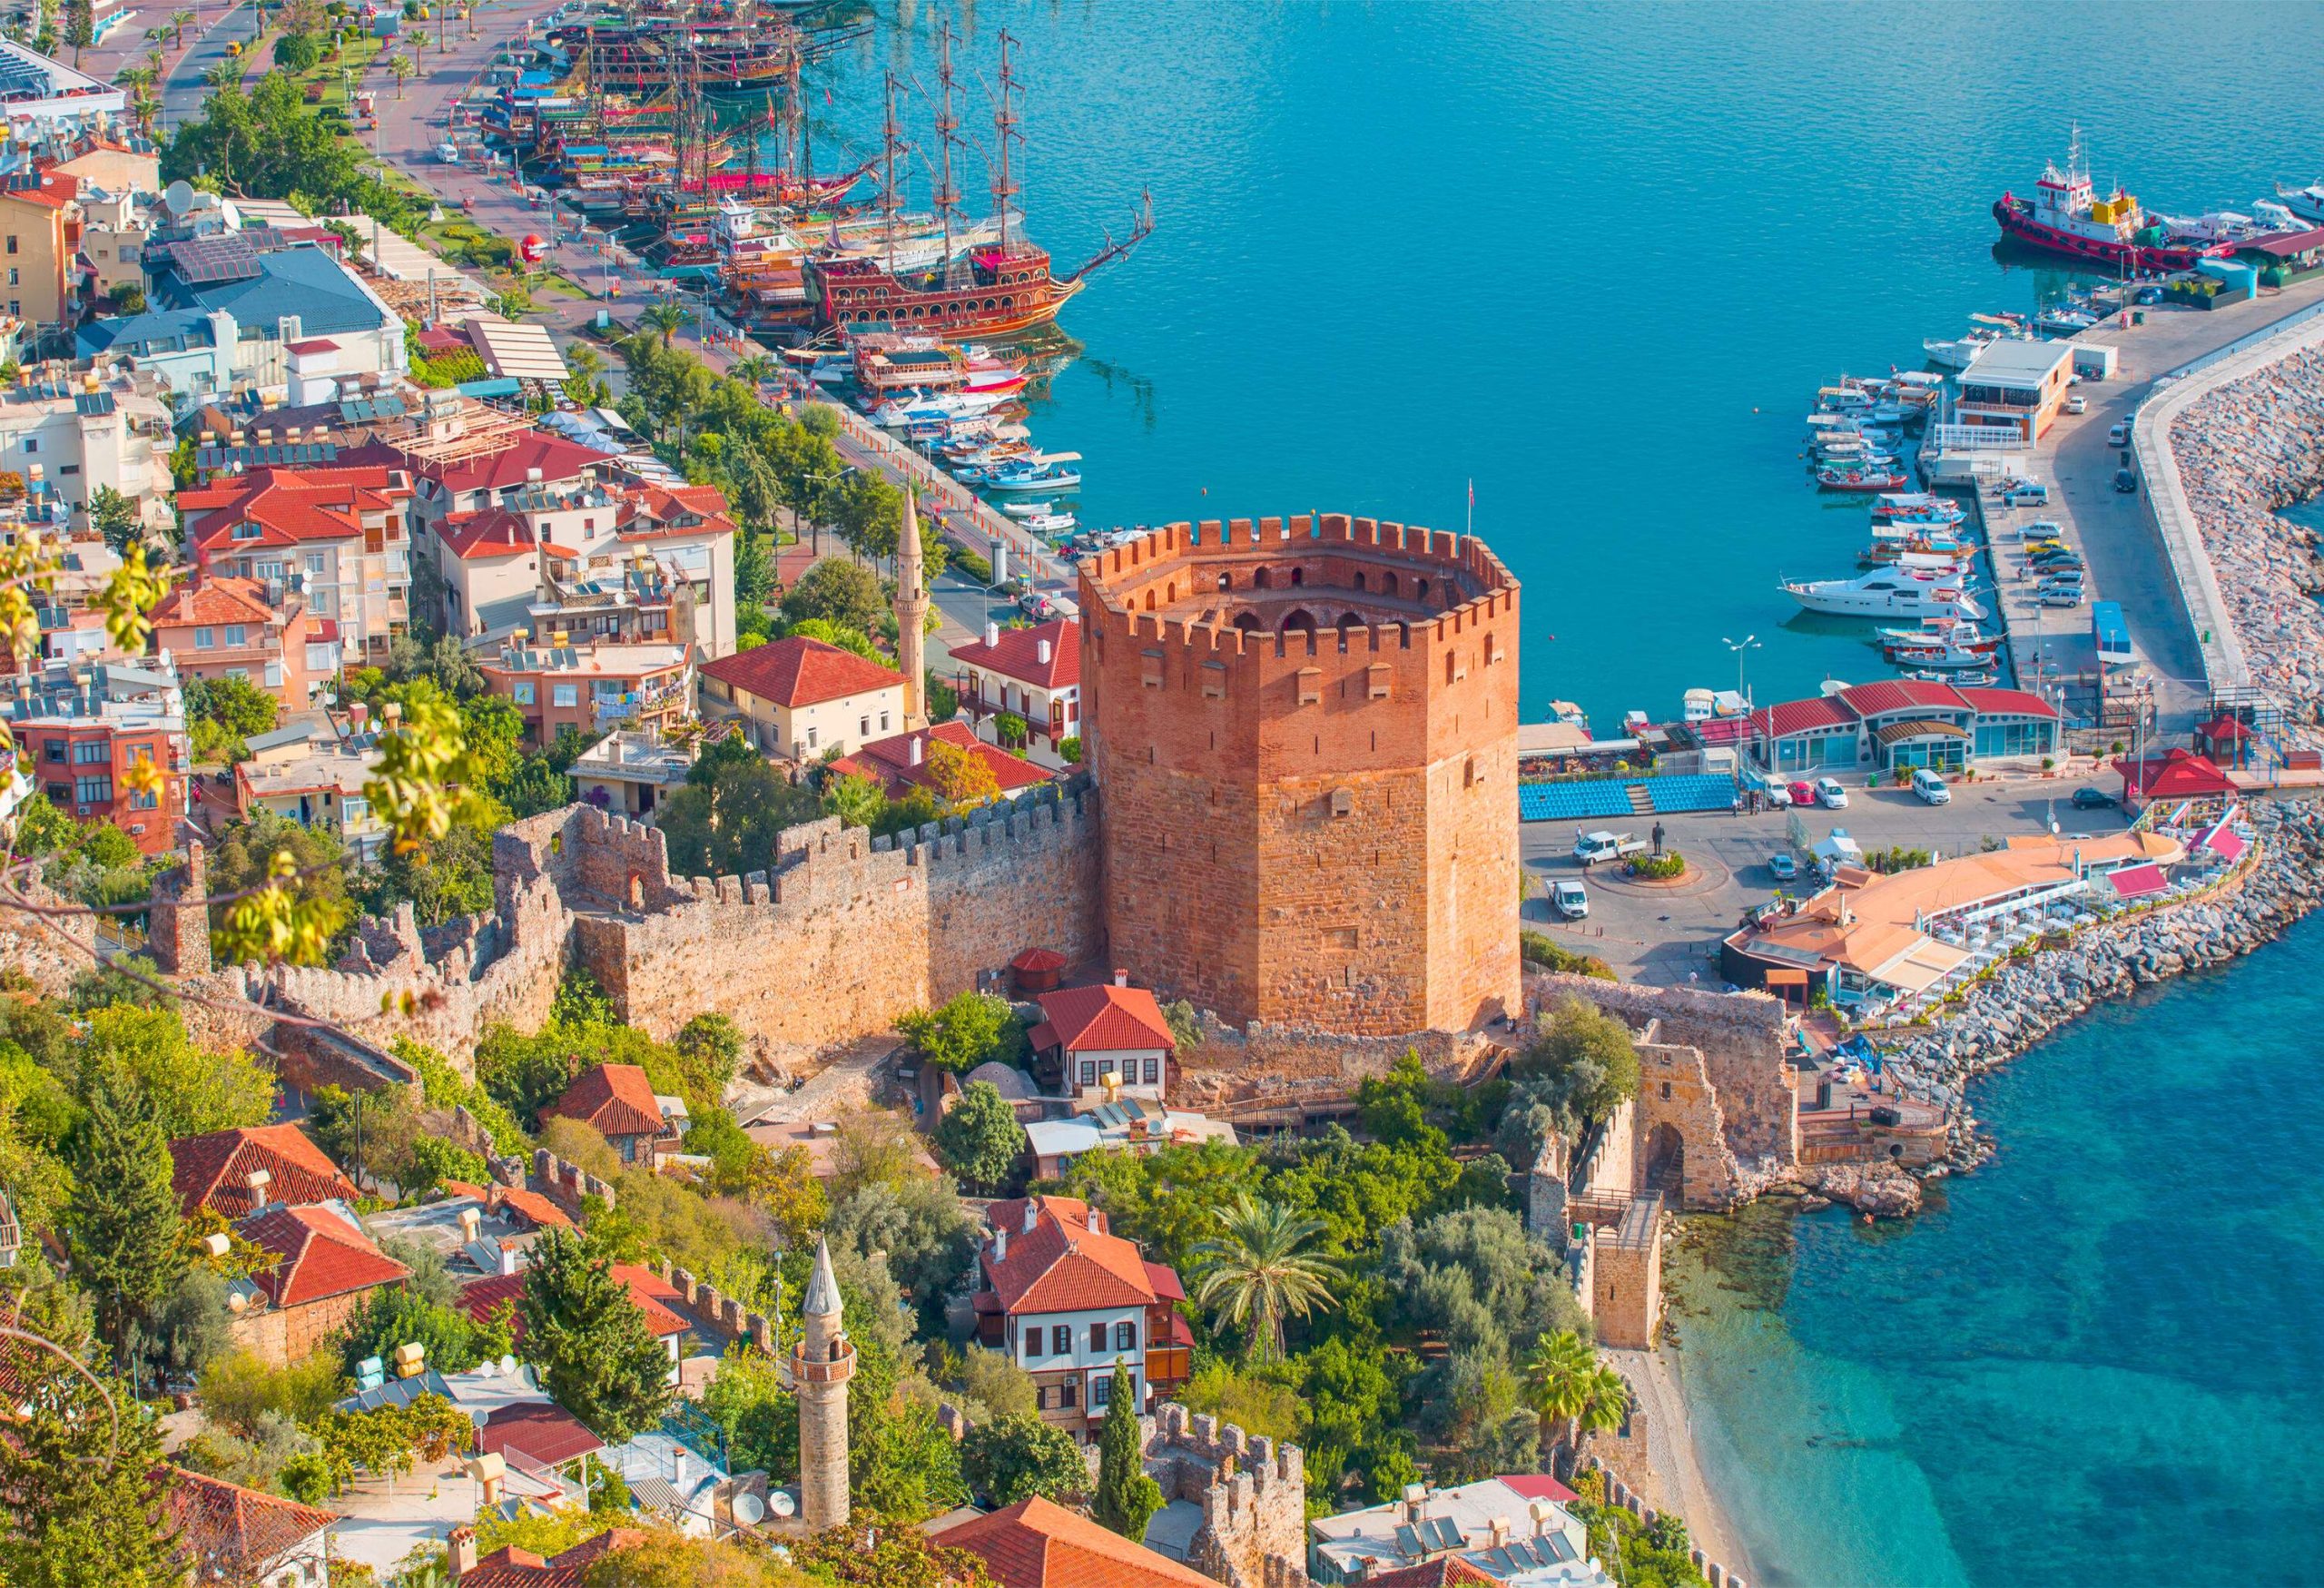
1309, 1476, 1613, 1586
1027, 977, 1175, 1111
696, 635, 907, 763
948, 616, 1081, 766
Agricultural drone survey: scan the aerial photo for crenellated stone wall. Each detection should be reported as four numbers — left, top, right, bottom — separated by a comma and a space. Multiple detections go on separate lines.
0, 872, 98, 1000
1145, 1405, 1311, 1588
650, 1258, 777, 1354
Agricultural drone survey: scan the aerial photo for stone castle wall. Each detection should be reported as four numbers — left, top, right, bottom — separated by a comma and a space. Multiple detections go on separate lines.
1146, 1404, 1311, 1588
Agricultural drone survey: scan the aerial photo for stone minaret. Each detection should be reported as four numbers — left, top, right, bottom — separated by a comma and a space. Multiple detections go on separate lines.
894, 488, 929, 729
793, 1237, 854, 1530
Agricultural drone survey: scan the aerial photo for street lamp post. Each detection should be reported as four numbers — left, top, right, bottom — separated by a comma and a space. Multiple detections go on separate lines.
1723, 634, 1762, 779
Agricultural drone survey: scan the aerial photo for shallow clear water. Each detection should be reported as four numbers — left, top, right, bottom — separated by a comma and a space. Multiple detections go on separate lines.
1671, 910, 2324, 1587
813, 0, 2324, 726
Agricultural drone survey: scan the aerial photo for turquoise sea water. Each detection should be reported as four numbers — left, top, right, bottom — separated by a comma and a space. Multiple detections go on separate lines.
803, 7, 2324, 1583
815, 0, 2324, 727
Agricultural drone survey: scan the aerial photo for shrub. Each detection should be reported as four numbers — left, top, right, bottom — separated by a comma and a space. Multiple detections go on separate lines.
1517, 930, 1615, 980
1059, 735, 1083, 764
1628, 850, 1685, 881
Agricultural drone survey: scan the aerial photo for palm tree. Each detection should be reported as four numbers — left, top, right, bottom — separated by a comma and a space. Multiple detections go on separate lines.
730, 351, 778, 390
203, 56, 240, 91
389, 50, 413, 98
565, 343, 603, 381
168, 5, 194, 45
638, 300, 688, 348
1522, 1330, 1630, 1461
1192, 1194, 1336, 1364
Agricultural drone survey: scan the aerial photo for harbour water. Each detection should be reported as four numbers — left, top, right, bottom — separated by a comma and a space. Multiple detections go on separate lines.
821, 0, 2324, 727
805, 5, 2324, 1584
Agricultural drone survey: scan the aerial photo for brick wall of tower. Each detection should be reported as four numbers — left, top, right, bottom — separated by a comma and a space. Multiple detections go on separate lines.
1082, 514, 1521, 1035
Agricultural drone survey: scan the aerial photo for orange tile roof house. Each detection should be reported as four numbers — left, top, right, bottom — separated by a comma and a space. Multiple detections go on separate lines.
147, 575, 318, 707
932, 1495, 1216, 1588
169, 1122, 360, 1220
165, 1467, 338, 1588
228, 1202, 409, 1368
542, 1061, 684, 1163
830, 720, 1051, 804
179, 463, 418, 666
448, 1524, 655, 1585
478, 637, 692, 750
1028, 977, 1176, 1110
972, 1196, 1190, 1438
697, 635, 906, 762
949, 616, 1083, 766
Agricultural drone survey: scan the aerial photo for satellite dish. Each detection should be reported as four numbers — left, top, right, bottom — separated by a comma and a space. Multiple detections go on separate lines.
497, 1354, 519, 1376
733, 1493, 766, 1526
769, 1491, 796, 1519
163, 179, 194, 215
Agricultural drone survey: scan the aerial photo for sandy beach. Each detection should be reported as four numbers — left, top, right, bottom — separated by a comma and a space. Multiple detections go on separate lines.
1604, 1345, 1756, 1584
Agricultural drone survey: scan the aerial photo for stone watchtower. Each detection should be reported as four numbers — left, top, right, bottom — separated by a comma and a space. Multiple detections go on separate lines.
792, 1237, 855, 1529
895, 488, 930, 729
1078, 514, 1522, 1035
145, 839, 212, 977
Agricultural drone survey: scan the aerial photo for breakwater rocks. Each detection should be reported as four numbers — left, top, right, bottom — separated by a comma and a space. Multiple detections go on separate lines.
1889, 802, 2324, 1169
2169, 340, 2324, 727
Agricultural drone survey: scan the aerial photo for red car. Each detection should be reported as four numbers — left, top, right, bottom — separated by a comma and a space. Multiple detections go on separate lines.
1787, 781, 1817, 807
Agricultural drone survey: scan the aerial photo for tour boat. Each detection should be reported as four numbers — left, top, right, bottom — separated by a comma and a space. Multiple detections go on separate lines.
1818, 468, 1912, 493
1870, 493, 1965, 527
1000, 499, 1057, 518
1886, 639, 2001, 671
2274, 180, 2324, 226
1993, 128, 2233, 272
1784, 568, 1986, 621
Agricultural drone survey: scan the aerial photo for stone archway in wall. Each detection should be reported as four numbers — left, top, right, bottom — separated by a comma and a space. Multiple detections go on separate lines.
1643, 1122, 1683, 1195
1630, 1041, 1744, 1210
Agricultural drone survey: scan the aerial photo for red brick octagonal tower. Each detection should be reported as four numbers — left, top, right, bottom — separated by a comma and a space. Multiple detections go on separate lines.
1078, 513, 1521, 1036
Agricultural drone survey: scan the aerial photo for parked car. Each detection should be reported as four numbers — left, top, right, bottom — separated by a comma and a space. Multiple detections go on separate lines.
1787, 780, 1817, 807
2003, 482, 2051, 508
1813, 776, 1849, 809
1759, 781, 1794, 808
2114, 468, 2140, 494
1911, 768, 1952, 805
2108, 420, 2131, 446
2019, 520, 2067, 541
1769, 853, 1798, 882
1572, 830, 1648, 868
2038, 589, 2086, 607
2073, 785, 2117, 809
1552, 879, 1590, 920
2064, 394, 2088, 415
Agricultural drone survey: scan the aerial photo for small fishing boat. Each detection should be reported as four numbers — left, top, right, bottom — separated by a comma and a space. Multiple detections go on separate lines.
1000, 499, 1057, 518
1871, 492, 1965, 526
984, 457, 1084, 492
1818, 468, 1912, 493
2034, 304, 2100, 336
1887, 639, 2001, 670
1021, 511, 1077, 535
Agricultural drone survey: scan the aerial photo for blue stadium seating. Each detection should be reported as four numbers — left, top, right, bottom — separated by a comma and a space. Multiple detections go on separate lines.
1518, 774, 1739, 822
1643, 774, 1743, 814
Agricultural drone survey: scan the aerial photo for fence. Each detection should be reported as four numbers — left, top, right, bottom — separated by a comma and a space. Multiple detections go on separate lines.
812, 398, 1075, 587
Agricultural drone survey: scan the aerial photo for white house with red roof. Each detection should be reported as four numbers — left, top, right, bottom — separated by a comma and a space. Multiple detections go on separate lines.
949, 616, 1081, 766
178, 463, 418, 666
164, 1466, 341, 1588
697, 635, 908, 762
973, 1195, 1192, 1440
1029, 974, 1174, 1110
828, 720, 1050, 804
1710, 679, 2062, 776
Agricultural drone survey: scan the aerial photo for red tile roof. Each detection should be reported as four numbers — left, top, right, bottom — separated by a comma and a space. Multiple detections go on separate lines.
699, 635, 903, 708
2, 171, 77, 209
169, 1123, 359, 1220
1952, 686, 2058, 719
464, 1529, 654, 1588
285, 338, 341, 355
546, 1062, 665, 1139
397, 430, 608, 496
439, 507, 537, 561
149, 576, 281, 633
980, 1196, 1161, 1316
950, 617, 1080, 690
496, 1184, 576, 1229
830, 721, 1051, 800
165, 1467, 336, 1579
1033, 983, 1175, 1054
455, 1265, 690, 1341
478, 1401, 604, 1468
936, 1496, 1216, 1588
237, 1203, 408, 1307
1011, 947, 1068, 973
1748, 694, 1857, 739
181, 465, 413, 557
616, 482, 736, 543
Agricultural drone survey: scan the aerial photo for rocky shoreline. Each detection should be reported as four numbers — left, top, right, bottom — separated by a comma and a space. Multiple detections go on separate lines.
1787, 799, 2324, 1219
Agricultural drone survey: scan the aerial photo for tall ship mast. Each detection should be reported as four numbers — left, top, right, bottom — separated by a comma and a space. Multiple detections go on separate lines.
1992, 125, 2231, 273
806, 31, 1153, 341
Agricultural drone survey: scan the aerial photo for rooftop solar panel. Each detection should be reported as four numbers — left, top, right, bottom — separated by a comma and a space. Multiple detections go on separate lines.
73, 391, 114, 419
167, 236, 263, 285
1430, 1518, 1465, 1550
1393, 1524, 1423, 1558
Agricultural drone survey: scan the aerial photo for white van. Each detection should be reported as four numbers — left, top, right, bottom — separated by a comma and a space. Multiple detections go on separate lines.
1911, 768, 1952, 805
1552, 879, 1590, 920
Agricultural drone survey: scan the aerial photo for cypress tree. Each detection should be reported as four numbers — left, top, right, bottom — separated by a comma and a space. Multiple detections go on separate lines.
64, 1061, 184, 1350
517, 1227, 675, 1443
1093, 1358, 1164, 1542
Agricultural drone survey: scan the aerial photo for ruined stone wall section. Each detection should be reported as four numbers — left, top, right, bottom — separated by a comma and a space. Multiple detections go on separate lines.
1146, 1405, 1309, 1588
1532, 972, 1798, 1171
578, 785, 1100, 1049
0, 873, 97, 1000
1631, 1038, 1745, 1211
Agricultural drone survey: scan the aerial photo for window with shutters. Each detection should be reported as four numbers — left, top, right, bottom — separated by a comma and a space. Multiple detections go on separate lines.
1052, 1325, 1070, 1356
1089, 1322, 1106, 1354
1114, 1321, 1136, 1353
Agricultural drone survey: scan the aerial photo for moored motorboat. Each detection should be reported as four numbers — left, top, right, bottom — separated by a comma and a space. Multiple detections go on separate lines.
1818, 468, 1912, 492
1785, 567, 1985, 620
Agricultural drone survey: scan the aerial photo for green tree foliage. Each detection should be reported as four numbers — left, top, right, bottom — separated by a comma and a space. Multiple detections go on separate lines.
64, 1060, 186, 1346
517, 1228, 675, 1443
778, 557, 888, 634
198, 1349, 347, 1438
1521, 1328, 1630, 1459
932, 1081, 1025, 1193
1516, 996, 1642, 1129
79, 1007, 272, 1140
340, 1282, 494, 1378
204, 812, 353, 967
162, 74, 416, 227
0, 1306, 181, 1587
894, 991, 1023, 1073
86, 485, 141, 555
1193, 1193, 1336, 1364
823, 1173, 973, 1316
959, 1412, 1085, 1506
820, 769, 888, 832
792, 1525, 995, 1588
659, 734, 820, 879
1093, 1361, 1164, 1540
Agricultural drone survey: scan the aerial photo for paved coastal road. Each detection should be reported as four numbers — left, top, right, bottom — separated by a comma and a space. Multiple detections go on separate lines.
158, 0, 266, 133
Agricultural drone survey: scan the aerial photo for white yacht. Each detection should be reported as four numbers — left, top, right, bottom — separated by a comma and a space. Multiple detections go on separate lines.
1782, 568, 1987, 621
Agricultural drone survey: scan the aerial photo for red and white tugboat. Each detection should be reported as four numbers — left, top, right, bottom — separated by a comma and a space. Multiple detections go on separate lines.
1992, 127, 2231, 272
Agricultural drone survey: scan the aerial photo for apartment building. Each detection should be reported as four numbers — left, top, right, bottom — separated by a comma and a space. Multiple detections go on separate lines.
0, 656, 187, 854
478, 637, 692, 748
179, 464, 416, 666
147, 576, 327, 707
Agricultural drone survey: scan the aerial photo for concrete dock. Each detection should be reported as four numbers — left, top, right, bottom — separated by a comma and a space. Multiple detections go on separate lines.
1976, 273, 2324, 734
